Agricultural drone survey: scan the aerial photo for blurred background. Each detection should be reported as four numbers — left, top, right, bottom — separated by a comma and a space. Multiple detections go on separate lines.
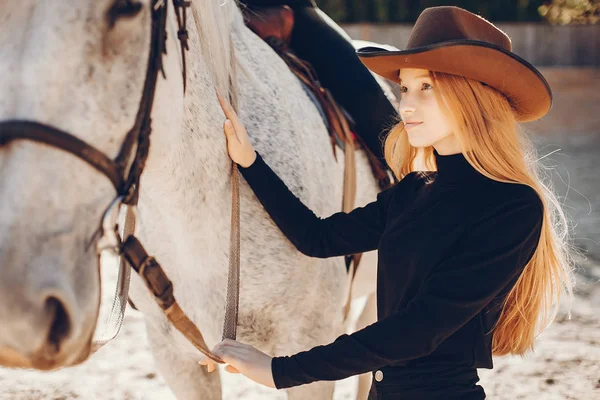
317, 0, 599, 25
319, 0, 599, 65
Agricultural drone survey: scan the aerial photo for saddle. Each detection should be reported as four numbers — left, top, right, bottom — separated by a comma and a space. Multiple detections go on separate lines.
244, 6, 392, 321
243, 5, 295, 46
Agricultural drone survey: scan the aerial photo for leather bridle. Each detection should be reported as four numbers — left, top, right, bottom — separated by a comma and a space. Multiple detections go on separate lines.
0, 0, 188, 204
0, 0, 228, 363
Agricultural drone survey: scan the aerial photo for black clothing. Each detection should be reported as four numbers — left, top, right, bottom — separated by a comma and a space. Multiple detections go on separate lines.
239, 150, 544, 398
239, 1, 399, 161
368, 364, 484, 400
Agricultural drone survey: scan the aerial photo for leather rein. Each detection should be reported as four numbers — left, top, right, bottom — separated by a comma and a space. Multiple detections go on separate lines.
0, 0, 232, 363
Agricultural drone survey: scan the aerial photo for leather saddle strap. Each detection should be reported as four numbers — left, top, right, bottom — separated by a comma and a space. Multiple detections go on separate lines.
121, 235, 224, 363
353, 131, 394, 190
324, 90, 361, 322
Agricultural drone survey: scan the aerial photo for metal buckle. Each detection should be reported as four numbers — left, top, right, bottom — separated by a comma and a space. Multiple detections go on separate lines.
96, 195, 139, 255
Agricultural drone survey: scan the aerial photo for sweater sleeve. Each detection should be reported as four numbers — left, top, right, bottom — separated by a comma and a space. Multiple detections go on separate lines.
239, 153, 402, 258
271, 189, 544, 389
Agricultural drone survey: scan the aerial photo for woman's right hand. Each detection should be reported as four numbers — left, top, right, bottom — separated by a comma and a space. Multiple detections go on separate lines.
217, 90, 257, 168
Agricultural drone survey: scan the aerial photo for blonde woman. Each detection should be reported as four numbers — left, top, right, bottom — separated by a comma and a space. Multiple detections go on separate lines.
201, 6, 574, 399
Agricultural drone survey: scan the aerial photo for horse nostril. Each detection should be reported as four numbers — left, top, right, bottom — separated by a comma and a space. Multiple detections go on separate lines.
44, 296, 72, 354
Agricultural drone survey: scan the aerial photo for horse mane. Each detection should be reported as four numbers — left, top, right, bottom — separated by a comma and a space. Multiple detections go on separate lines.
190, 0, 241, 109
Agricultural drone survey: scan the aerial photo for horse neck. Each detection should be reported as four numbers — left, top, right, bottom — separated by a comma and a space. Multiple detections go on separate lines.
140, 0, 242, 242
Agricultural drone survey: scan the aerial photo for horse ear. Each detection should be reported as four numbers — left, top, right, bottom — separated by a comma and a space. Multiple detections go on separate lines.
106, 0, 144, 28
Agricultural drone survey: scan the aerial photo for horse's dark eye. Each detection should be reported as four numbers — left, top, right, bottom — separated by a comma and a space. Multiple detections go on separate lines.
107, 0, 143, 28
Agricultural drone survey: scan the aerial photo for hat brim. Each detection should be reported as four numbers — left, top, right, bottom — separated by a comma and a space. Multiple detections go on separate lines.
357, 40, 552, 122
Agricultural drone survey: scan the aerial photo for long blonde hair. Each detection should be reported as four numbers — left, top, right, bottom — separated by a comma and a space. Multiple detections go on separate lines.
384, 71, 575, 355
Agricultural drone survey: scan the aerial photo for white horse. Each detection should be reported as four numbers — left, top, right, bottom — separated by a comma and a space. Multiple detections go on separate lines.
0, 1, 392, 398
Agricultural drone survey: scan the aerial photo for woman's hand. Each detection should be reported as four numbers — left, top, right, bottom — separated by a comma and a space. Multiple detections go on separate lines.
217, 90, 257, 168
198, 339, 276, 389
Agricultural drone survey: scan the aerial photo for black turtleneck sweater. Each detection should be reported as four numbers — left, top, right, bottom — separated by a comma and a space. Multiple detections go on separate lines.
239, 150, 543, 397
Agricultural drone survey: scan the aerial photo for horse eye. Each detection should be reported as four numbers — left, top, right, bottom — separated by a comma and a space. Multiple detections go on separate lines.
107, 0, 143, 28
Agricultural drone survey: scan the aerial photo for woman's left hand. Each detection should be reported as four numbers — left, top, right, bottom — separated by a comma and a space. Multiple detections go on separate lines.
198, 339, 276, 389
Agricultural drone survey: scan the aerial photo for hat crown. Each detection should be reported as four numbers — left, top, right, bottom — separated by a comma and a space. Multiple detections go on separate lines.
407, 6, 512, 52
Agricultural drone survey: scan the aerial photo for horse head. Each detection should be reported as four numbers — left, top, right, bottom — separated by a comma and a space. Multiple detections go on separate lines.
0, 0, 184, 370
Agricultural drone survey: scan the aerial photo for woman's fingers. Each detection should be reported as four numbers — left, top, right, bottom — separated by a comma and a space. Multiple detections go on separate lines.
198, 357, 217, 373
216, 90, 233, 117
198, 357, 209, 366
216, 90, 256, 168
216, 91, 240, 125
195, 340, 243, 374
198, 360, 236, 374
198, 340, 250, 374
207, 340, 275, 388
212, 340, 251, 367
223, 119, 240, 144
216, 90, 247, 140
225, 365, 240, 374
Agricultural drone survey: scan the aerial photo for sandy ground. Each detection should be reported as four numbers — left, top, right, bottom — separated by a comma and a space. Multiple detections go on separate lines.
0, 268, 598, 400
1, 68, 598, 399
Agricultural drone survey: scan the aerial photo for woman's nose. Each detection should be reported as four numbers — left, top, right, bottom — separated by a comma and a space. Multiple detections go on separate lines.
399, 95, 417, 116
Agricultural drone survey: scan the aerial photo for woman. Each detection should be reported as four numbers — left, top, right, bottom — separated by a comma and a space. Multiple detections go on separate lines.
201, 6, 574, 399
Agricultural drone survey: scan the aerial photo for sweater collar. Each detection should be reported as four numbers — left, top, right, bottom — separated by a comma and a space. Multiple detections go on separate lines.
433, 149, 483, 184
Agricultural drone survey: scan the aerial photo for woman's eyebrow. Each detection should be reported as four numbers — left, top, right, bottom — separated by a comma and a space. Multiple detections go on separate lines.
398, 74, 431, 83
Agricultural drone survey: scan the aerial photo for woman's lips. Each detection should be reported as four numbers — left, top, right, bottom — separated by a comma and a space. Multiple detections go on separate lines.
404, 122, 423, 130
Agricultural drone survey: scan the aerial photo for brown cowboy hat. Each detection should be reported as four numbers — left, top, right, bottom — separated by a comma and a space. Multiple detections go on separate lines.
356, 6, 552, 122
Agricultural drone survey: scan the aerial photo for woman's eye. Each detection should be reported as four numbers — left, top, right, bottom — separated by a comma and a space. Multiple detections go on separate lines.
400, 83, 431, 93
107, 0, 143, 27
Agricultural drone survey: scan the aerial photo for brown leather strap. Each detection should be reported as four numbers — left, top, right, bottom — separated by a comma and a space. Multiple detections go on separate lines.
222, 163, 241, 340
353, 131, 394, 190
121, 235, 224, 363
122, 207, 138, 311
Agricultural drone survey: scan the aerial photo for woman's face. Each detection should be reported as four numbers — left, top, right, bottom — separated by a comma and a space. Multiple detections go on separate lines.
398, 68, 461, 155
